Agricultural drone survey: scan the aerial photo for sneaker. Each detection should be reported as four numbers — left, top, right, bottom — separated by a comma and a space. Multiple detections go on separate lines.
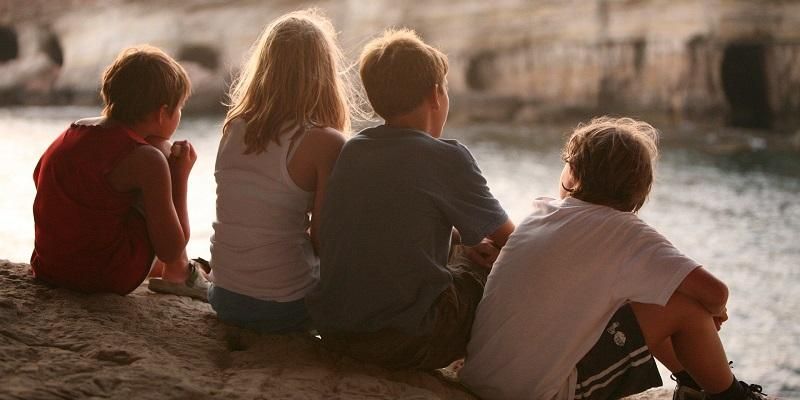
672, 374, 707, 400
729, 361, 768, 400
674, 383, 707, 400
737, 381, 767, 400
148, 260, 210, 301
670, 363, 770, 400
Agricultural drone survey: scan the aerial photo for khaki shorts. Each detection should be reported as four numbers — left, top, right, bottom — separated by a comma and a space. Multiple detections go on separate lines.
319, 246, 488, 370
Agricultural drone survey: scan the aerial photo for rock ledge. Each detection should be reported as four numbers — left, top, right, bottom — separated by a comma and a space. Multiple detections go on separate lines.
0, 260, 669, 399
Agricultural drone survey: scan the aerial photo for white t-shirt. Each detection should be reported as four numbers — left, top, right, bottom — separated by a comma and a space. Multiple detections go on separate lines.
210, 119, 318, 302
460, 197, 699, 400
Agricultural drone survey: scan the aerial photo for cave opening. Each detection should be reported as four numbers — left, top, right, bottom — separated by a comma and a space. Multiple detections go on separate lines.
42, 32, 64, 66
633, 38, 646, 73
721, 42, 771, 129
177, 44, 219, 71
0, 26, 19, 62
465, 51, 497, 92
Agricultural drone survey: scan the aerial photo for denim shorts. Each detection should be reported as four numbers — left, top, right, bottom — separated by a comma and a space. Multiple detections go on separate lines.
208, 284, 310, 334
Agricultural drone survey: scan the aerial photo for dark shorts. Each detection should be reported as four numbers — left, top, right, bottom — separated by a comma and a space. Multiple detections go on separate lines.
574, 304, 663, 400
208, 284, 310, 334
318, 246, 487, 370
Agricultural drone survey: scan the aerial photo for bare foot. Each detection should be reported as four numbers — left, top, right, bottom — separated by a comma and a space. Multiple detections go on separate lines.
160, 260, 190, 283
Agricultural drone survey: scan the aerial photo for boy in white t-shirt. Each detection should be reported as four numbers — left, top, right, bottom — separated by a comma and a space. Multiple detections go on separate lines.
460, 117, 767, 400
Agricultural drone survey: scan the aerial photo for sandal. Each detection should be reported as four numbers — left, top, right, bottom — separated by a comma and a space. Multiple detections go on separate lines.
148, 260, 210, 301
191, 257, 212, 274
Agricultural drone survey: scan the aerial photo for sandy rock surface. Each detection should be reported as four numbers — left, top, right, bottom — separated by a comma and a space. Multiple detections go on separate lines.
0, 260, 671, 400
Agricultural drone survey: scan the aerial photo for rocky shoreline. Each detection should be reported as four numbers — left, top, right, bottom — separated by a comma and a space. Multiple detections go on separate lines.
2, 1, 800, 130
0, 260, 673, 399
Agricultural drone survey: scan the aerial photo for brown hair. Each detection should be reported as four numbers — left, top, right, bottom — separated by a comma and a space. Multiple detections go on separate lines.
359, 29, 448, 120
224, 8, 363, 154
561, 116, 659, 213
101, 45, 191, 124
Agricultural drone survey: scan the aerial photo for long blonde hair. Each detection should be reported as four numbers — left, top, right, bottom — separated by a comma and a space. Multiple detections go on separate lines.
224, 9, 358, 154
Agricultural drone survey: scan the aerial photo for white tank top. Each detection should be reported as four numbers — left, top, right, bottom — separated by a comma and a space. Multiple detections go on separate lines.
209, 118, 318, 302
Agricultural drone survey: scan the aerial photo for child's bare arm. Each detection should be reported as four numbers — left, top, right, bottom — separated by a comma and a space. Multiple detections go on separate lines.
284, 126, 346, 255
464, 219, 516, 268
125, 146, 189, 262
168, 140, 196, 243
486, 219, 515, 248
675, 266, 729, 316
144, 135, 195, 243
308, 129, 346, 254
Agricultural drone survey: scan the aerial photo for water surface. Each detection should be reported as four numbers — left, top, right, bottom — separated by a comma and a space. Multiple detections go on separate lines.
1, 107, 798, 397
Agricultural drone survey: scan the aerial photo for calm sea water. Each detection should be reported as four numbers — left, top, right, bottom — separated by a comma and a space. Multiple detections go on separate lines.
2, 107, 798, 397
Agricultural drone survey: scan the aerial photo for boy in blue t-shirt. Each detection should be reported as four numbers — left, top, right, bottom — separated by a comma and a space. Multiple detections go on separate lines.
306, 29, 514, 370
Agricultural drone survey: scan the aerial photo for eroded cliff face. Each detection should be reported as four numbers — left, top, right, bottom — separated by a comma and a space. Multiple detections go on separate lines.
1, 0, 799, 129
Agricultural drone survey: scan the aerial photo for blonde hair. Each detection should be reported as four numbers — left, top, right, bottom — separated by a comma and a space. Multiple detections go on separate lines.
224, 9, 358, 154
101, 45, 191, 124
359, 29, 448, 120
561, 116, 659, 213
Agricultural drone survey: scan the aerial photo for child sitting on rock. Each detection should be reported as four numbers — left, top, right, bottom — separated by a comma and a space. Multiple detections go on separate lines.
460, 117, 768, 400
207, 9, 358, 333
306, 29, 515, 369
32, 45, 207, 299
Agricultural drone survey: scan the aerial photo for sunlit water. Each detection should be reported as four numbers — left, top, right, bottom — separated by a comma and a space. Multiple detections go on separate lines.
2, 107, 798, 397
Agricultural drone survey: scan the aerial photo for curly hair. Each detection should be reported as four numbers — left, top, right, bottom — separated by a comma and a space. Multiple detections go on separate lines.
561, 116, 659, 213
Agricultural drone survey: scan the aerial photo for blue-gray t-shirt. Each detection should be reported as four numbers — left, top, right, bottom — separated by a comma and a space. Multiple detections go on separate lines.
306, 125, 508, 335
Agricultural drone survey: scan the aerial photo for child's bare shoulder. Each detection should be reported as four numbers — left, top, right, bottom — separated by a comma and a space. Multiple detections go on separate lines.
73, 116, 106, 126
107, 143, 169, 192
125, 144, 169, 170
307, 126, 345, 140
305, 126, 346, 149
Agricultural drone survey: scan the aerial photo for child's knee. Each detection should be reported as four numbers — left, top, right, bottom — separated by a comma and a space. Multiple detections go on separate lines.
632, 293, 712, 342
660, 292, 715, 333
667, 292, 711, 317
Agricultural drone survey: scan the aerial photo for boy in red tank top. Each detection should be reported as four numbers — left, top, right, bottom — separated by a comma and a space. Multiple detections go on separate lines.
31, 45, 208, 299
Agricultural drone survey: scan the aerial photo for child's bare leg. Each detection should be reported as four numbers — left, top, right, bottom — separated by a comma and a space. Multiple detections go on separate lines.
158, 250, 190, 282
149, 259, 165, 277
647, 337, 685, 373
145, 133, 193, 283
149, 256, 189, 281
631, 293, 734, 394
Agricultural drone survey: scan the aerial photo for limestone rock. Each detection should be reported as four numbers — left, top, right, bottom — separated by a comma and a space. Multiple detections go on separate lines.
0, 259, 677, 399
0, 0, 799, 129
0, 260, 475, 400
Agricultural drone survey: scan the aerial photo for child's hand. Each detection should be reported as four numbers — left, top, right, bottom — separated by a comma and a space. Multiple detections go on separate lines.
168, 140, 197, 179
465, 239, 500, 269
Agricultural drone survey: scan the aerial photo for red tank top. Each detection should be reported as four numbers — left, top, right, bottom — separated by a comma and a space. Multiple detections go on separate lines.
31, 123, 154, 295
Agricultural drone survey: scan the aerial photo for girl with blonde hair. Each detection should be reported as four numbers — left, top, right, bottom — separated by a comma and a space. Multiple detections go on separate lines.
208, 9, 360, 332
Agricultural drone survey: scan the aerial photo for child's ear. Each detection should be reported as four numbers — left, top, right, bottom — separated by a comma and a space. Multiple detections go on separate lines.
429, 84, 442, 110
157, 105, 170, 124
